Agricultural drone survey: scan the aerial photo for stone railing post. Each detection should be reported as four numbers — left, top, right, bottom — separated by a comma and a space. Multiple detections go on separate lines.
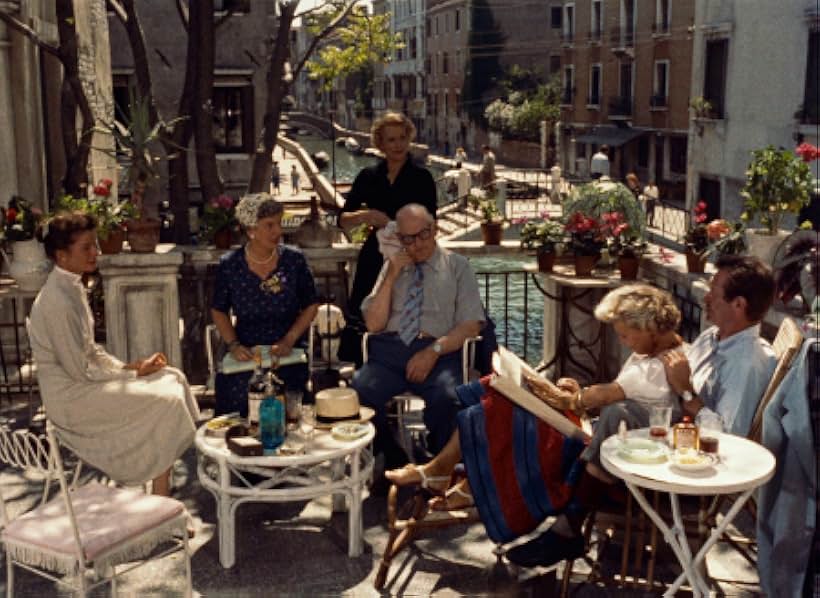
97, 246, 183, 367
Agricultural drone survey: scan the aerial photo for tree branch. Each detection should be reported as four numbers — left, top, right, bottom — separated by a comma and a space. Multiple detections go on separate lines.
292, 0, 358, 77
0, 12, 60, 57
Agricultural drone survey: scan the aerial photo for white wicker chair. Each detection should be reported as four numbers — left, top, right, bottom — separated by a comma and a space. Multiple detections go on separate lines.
0, 423, 192, 597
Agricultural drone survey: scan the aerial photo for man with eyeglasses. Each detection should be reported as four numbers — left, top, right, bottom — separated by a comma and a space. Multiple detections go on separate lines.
352, 203, 485, 469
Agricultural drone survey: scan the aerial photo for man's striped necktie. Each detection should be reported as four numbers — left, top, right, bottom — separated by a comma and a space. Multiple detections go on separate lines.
399, 264, 424, 345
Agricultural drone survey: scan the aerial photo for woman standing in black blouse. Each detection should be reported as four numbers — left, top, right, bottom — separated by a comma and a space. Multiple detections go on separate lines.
338, 112, 437, 364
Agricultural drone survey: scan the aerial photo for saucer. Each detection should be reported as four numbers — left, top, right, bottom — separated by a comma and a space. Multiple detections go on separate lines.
617, 438, 668, 464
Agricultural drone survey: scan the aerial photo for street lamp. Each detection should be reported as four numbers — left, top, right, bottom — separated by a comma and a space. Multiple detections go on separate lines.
329, 109, 337, 206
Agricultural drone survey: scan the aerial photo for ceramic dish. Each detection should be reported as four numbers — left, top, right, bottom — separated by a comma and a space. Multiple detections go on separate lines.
331, 422, 370, 442
617, 438, 668, 464
670, 450, 717, 472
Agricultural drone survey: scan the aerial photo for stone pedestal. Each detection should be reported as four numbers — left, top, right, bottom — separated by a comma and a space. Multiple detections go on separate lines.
97, 245, 183, 367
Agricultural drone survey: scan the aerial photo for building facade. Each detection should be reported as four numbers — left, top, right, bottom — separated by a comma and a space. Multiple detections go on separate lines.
686, 0, 820, 219
557, 0, 694, 204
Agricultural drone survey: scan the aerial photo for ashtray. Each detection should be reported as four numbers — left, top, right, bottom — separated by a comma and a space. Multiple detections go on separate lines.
331, 422, 369, 441
670, 449, 717, 472
617, 437, 668, 464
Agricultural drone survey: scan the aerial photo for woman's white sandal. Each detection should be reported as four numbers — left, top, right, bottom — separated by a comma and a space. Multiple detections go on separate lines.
385, 464, 450, 496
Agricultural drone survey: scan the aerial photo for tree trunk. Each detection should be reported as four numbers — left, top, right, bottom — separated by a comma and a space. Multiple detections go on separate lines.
247, 0, 297, 193
57, 0, 93, 196
191, 0, 222, 202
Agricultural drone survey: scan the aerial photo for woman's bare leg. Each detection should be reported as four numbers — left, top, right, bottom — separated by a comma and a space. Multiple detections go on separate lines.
152, 468, 171, 496
385, 430, 462, 485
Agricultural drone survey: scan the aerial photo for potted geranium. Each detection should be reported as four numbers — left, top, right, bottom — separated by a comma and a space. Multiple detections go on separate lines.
604, 212, 648, 280
519, 212, 565, 272
682, 200, 710, 273
708, 219, 747, 257
565, 211, 606, 276
57, 180, 138, 254
0, 196, 50, 291
740, 145, 814, 266
469, 193, 504, 245
202, 194, 237, 249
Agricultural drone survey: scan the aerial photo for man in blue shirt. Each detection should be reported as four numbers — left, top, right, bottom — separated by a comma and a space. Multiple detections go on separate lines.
662, 254, 776, 435
508, 254, 777, 568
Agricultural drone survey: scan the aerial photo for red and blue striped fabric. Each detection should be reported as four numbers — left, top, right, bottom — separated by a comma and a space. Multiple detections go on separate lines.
456, 377, 587, 544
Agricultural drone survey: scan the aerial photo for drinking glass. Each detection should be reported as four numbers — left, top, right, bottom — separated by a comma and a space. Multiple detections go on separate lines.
299, 405, 316, 444
649, 405, 673, 443
285, 390, 303, 431
698, 412, 723, 455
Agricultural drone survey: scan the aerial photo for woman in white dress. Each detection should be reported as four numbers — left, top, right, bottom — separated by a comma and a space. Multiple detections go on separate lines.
28, 212, 199, 495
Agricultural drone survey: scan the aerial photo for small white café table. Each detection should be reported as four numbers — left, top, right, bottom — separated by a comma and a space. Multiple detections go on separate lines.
600, 429, 775, 597
195, 422, 375, 568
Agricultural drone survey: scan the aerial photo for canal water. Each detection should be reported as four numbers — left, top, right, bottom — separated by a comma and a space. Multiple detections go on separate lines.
293, 132, 544, 364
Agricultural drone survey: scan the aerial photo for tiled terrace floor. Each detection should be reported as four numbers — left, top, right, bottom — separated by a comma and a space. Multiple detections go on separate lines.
0, 400, 761, 597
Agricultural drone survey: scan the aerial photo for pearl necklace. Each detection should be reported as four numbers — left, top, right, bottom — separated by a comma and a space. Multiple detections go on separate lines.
245, 244, 277, 265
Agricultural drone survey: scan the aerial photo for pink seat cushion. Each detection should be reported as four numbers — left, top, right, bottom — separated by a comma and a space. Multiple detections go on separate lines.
2, 482, 185, 562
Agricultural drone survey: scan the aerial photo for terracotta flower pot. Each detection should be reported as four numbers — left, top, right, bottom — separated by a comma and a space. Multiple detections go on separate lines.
685, 248, 707, 273
574, 253, 599, 277
481, 222, 503, 246
537, 249, 557, 273
126, 219, 161, 253
213, 227, 233, 250
617, 256, 640, 280
98, 229, 126, 254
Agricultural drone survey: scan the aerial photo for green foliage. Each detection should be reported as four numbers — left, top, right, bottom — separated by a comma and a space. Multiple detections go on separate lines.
56, 180, 138, 240
201, 194, 238, 242
1, 196, 44, 242
485, 71, 561, 141
306, 8, 400, 92
740, 145, 813, 234
468, 194, 502, 222
461, 0, 505, 124
689, 96, 714, 118
519, 214, 565, 251
709, 220, 747, 256
563, 180, 646, 237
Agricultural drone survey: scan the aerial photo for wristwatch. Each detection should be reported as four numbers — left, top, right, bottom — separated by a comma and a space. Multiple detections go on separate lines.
430, 341, 443, 355
680, 390, 695, 402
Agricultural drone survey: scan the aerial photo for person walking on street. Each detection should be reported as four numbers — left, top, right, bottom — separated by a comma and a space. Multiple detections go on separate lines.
643, 180, 659, 227
291, 164, 300, 195
590, 145, 610, 179
271, 161, 281, 195
478, 145, 496, 192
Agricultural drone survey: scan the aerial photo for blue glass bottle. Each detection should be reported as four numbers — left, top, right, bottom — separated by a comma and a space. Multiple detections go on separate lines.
259, 371, 285, 453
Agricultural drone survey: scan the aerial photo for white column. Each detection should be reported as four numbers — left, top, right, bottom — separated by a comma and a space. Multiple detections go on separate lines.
0, 24, 18, 203
97, 248, 183, 367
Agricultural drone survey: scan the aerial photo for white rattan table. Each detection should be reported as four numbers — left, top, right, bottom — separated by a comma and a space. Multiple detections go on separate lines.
600, 429, 775, 597
195, 422, 374, 568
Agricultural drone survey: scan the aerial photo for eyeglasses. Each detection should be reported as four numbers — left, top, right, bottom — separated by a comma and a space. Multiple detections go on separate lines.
397, 225, 434, 246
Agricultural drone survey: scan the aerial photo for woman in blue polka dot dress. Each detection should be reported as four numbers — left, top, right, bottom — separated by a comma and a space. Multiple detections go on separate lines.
210, 194, 319, 416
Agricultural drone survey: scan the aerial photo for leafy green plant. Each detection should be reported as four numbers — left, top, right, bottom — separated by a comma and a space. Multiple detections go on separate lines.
689, 96, 714, 118
603, 212, 648, 258
57, 179, 138, 240
740, 145, 813, 235
468, 194, 503, 223
563, 180, 646, 238
683, 200, 710, 254
708, 219, 747, 256
565, 212, 607, 256
518, 213, 565, 252
201, 194, 237, 241
1, 196, 44, 242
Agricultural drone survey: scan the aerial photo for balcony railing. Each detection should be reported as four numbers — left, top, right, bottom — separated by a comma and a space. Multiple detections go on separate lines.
609, 26, 635, 47
608, 95, 633, 116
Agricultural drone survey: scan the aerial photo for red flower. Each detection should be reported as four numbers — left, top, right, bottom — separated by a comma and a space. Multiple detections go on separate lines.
6, 208, 17, 224
93, 184, 111, 197
696, 213, 708, 223
796, 142, 820, 163
696, 201, 707, 212
100, 178, 114, 188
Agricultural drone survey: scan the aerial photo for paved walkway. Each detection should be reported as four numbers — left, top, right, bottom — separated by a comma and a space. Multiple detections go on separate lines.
1, 400, 762, 597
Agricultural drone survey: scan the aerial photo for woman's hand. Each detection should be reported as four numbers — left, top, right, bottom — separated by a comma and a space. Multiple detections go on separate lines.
556, 377, 581, 395
524, 373, 576, 411
270, 335, 295, 358
136, 352, 167, 377
230, 344, 254, 361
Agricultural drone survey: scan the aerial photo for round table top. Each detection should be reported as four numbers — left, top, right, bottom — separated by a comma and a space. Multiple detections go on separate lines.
600, 429, 776, 495
194, 421, 374, 467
